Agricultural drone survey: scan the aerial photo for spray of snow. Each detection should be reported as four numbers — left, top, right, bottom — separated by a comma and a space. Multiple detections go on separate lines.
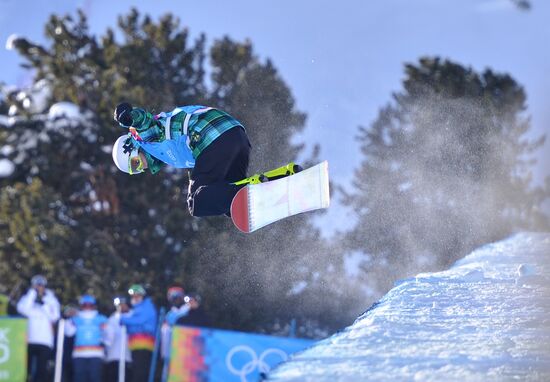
336, 81, 548, 320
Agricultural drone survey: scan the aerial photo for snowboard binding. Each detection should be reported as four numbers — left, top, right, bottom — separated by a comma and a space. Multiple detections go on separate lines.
233, 162, 303, 186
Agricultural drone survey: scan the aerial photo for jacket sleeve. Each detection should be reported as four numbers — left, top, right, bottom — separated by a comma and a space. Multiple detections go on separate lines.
103, 315, 117, 347
16, 289, 36, 317
65, 319, 77, 337
166, 306, 190, 326
120, 305, 153, 326
130, 108, 155, 132
142, 150, 165, 175
42, 291, 61, 323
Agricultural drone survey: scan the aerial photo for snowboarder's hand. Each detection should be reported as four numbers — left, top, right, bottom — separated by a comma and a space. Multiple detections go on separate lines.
114, 102, 133, 127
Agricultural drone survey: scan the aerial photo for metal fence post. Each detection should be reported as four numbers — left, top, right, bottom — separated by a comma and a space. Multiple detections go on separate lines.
148, 307, 166, 382
119, 325, 127, 382
53, 318, 65, 382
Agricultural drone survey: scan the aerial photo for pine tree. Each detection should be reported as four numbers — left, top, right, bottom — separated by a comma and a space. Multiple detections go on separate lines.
344, 57, 549, 293
0, 180, 78, 299
0, 8, 358, 333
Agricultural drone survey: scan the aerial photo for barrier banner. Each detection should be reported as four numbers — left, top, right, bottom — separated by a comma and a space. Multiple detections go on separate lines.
0, 318, 27, 382
168, 326, 314, 382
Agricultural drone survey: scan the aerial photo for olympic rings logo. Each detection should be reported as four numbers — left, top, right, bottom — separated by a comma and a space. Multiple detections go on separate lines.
225, 345, 288, 382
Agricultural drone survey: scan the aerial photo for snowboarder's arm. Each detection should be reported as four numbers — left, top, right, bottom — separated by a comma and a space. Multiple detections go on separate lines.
129, 108, 156, 132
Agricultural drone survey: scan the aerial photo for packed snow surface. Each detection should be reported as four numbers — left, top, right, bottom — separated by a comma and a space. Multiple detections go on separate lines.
268, 232, 550, 381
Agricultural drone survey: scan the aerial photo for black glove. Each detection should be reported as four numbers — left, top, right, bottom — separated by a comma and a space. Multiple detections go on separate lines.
114, 102, 133, 127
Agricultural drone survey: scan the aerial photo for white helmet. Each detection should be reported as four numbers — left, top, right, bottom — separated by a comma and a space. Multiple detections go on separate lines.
112, 135, 131, 173
112, 134, 145, 174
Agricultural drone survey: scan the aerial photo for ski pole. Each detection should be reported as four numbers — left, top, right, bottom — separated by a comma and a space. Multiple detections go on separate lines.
148, 307, 166, 382
53, 318, 65, 382
161, 351, 170, 382
161, 324, 172, 382
119, 325, 127, 382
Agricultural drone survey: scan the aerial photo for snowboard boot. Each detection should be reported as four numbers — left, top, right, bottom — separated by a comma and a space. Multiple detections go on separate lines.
232, 162, 303, 186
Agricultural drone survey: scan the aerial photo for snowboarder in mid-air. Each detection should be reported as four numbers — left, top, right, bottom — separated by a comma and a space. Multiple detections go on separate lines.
111, 102, 301, 218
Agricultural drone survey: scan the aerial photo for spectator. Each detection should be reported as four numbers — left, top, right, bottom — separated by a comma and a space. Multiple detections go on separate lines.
161, 287, 189, 361
16, 274, 60, 382
65, 295, 107, 382
104, 296, 132, 382
120, 284, 157, 382
176, 293, 211, 328
165, 287, 190, 326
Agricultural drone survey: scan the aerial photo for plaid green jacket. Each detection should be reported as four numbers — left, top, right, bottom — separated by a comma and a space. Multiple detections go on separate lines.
128, 106, 243, 174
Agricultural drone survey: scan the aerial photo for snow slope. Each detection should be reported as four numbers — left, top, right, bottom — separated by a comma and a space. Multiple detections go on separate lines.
267, 232, 550, 381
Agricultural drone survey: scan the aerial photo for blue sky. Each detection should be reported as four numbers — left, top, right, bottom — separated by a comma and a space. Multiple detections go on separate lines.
1, 0, 549, 232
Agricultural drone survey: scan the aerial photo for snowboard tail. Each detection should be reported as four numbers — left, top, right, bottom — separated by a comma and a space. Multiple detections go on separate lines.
231, 161, 330, 233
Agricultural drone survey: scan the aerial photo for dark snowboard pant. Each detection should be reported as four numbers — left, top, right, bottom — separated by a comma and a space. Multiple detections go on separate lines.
27, 344, 53, 382
72, 357, 102, 382
104, 360, 132, 382
130, 350, 152, 382
187, 126, 251, 217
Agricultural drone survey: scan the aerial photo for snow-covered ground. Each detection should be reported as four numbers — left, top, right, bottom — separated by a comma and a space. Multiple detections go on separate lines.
267, 232, 550, 381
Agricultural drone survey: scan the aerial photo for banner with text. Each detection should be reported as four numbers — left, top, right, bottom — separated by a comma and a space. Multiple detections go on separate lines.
0, 318, 27, 382
168, 326, 314, 382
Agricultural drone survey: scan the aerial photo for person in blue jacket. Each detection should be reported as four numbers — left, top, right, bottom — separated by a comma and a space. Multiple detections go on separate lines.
120, 284, 157, 382
65, 295, 107, 382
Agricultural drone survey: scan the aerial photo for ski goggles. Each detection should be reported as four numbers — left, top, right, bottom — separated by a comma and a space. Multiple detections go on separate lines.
128, 147, 145, 175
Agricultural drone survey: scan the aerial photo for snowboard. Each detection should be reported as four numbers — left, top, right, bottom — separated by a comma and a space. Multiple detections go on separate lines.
230, 161, 330, 233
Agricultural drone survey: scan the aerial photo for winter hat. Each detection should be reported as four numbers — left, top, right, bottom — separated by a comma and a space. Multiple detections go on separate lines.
128, 284, 146, 296
167, 286, 185, 301
79, 294, 96, 306
31, 274, 47, 287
